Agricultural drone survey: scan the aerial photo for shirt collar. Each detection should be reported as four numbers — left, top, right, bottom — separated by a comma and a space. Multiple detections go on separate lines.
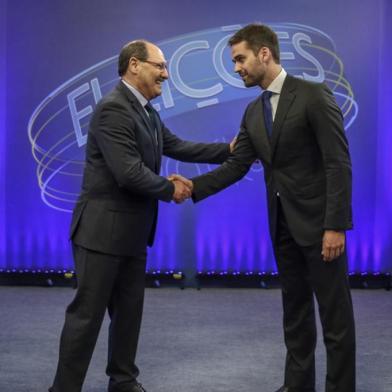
265, 68, 287, 95
121, 79, 149, 107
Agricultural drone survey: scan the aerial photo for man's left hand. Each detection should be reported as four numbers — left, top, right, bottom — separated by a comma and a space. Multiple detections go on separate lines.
322, 230, 345, 262
229, 136, 237, 153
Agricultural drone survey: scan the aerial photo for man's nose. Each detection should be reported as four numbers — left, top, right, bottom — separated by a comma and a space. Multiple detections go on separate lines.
162, 68, 169, 79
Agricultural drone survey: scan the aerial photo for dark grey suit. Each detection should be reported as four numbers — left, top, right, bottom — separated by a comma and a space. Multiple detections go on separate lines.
192, 75, 355, 392
51, 81, 230, 392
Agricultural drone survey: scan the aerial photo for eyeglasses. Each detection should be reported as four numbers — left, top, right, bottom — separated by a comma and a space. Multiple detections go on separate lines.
140, 59, 168, 71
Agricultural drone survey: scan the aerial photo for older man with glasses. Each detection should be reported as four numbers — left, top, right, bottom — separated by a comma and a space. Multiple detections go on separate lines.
49, 40, 234, 392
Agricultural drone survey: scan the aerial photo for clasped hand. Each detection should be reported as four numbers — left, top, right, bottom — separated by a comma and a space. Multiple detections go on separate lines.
167, 135, 234, 204
168, 174, 194, 203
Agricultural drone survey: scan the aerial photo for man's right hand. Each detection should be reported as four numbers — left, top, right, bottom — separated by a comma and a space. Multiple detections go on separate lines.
168, 174, 193, 203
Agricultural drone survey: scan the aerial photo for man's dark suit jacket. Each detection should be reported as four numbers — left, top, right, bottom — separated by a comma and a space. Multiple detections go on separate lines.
193, 74, 352, 246
71, 81, 230, 256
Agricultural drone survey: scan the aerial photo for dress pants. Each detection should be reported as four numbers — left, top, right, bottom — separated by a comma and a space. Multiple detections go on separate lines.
51, 244, 147, 392
273, 201, 356, 392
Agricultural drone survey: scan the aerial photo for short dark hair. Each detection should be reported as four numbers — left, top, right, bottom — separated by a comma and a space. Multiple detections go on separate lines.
228, 24, 280, 63
118, 40, 149, 76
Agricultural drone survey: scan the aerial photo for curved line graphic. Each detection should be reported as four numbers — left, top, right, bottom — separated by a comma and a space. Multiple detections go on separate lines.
28, 23, 358, 212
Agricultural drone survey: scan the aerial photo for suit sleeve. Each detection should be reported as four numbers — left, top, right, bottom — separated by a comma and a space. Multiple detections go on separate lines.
93, 101, 174, 201
307, 84, 353, 230
191, 110, 257, 202
161, 124, 230, 164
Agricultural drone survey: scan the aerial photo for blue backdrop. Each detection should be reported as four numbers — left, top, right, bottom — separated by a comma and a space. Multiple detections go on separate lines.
1, 0, 391, 275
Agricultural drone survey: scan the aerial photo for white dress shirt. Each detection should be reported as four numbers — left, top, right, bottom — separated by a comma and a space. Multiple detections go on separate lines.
265, 68, 287, 121
122, 79, 149, 115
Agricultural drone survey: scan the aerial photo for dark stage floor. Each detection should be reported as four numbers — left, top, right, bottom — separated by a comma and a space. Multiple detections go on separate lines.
0, 287, 391, 392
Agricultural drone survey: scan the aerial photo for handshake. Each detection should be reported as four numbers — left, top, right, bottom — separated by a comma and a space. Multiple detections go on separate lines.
168, 174, 194, 204
166, 135, 237, 203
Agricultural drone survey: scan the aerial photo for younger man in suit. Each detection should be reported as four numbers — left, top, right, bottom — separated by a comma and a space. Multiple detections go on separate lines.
187, 24, 356, 392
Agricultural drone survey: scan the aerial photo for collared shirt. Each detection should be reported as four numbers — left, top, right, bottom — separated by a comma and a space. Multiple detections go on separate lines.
265, 68, 287, 121
121, 79, 158, 145
121, 79, 149, 114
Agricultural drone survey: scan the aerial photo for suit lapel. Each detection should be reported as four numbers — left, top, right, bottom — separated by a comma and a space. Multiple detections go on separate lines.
130, 100, 160, 171
270, 75, 297, 158
117, 82, 159, 169
146, 106, 162, 171
155, 115, 163, 170
117, 82, 157, 140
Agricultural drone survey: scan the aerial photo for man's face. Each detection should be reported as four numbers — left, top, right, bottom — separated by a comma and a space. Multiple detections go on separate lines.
136, 44, 169, 100
231, 41, 265, 88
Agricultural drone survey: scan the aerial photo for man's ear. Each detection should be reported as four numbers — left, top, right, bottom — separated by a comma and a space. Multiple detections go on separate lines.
128, 57, 139, 75
258, 46, 270, 63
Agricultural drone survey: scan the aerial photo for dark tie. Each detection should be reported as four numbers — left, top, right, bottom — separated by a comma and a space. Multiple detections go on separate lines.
262, 90, 273, 137
144, 102, 158, 144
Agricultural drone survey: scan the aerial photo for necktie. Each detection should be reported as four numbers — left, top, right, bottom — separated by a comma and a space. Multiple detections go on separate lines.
262, 90, 273, 138
144, 102, 158, 144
